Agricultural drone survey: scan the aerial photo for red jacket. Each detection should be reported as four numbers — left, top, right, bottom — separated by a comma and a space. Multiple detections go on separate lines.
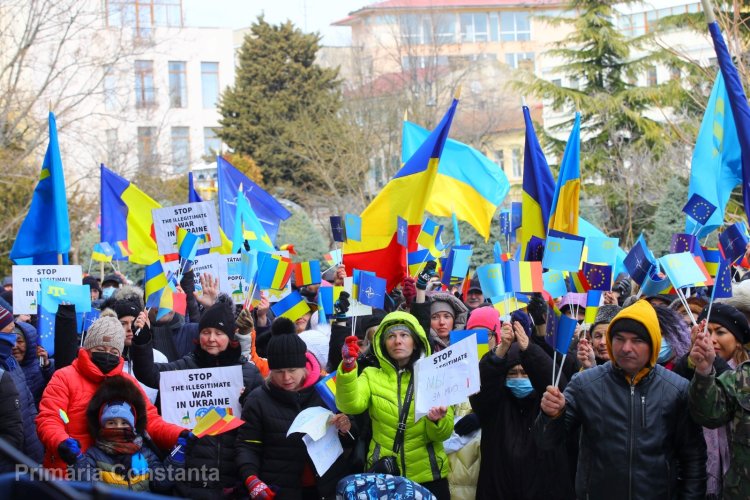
36, 348, 184, 471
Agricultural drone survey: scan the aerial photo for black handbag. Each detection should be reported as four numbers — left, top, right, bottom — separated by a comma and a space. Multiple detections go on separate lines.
368, 377, 414, 476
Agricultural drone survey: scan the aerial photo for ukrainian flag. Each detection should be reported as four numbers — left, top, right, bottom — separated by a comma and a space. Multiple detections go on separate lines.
520, 106, 555, 257
344, 98, 459, 290
401, 119, 509, 241
548, 113, 581, 235
101, 165, 160, 265
270, 291, 310, 322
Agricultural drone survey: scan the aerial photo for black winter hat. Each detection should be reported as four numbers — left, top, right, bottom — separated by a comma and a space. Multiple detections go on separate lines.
609, 318, 651, 346
198, 298, 236, 339
698, 303, 750, 344
83, 276, 102, 296
266, 318, 307, 370
112, 299, 141, 319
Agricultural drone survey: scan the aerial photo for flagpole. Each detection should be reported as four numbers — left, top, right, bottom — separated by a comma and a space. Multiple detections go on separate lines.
554, 353, 567, 387
700, 0, 716, 23
675, 288, 698, 326
100, 260, 105, 282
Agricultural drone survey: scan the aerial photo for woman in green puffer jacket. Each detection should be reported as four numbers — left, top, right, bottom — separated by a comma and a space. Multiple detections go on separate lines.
335, 311, 454, 500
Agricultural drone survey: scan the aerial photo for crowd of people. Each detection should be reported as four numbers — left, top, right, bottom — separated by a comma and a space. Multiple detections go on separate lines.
0, 253, 749, 500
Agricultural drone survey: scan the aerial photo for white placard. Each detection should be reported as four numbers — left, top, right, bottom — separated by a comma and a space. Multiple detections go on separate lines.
221, 255, 246, 304
12, 265, 83, 314
152, 201, 221, 255
159, 366, 243, 429
343, 276, 372, 317
413, 336, 480, 420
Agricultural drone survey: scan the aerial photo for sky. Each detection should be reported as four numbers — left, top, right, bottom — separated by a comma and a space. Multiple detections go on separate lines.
183, 0, 372, 46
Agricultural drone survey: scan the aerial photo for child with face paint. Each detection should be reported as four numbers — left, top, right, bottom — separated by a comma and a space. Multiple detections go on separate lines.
469, 310, 574, 500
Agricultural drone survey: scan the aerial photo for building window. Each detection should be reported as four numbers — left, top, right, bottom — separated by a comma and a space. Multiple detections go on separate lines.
201, 62, 219, 109
434, 14, 456, 44
501, 12, 530, 41
569, 76, 579, 90
495, 150, 505, 171
104, 65, 117, 111
460, 13, 489, 43
135, 60, 156, 108
203, 127, 221, 157
646, 66, 657, 86
106, 0, 183, 33
171, 127, 190, 173
669, 65, 680, 80
105, 129, 118, 167
168, 61, 187, 108
505, 52, 535, 70
511, 147, 522, 178
137, 127, 158, 170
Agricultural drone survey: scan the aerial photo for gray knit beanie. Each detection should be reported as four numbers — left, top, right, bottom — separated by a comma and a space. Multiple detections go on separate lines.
83, 316, 125, 355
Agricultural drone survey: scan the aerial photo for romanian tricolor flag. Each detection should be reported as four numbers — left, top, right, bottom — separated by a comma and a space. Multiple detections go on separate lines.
344, 98, 459, 290
520, 106, 555, 257
192, 407, 244, 437
101, 165, 160, 265
548, 113, 581, 235
270, 291, 310, 322
315, 373, 338, 413
293, 261, 322, 286
112, 240, 132, 260
504, 261, 543, 293
279, 244, 296, 255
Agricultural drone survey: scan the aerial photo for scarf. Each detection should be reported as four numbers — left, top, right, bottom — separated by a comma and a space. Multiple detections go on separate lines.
96, 427, 143, 456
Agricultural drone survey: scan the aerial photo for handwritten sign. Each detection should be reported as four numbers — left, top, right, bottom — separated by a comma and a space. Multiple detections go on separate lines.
160, 366, 243, 429
152, 201, 221, 255
413, 335, 480, 421
12, 265, 83, 314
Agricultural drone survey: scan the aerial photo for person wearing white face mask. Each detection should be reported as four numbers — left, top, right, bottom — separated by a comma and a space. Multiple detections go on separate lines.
469, 314, 573, 500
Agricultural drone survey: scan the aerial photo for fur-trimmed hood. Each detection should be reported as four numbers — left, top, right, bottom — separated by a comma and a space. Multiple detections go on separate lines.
102, 284, 145, 311
426, 291, 468, 330
86, 375, 147, 437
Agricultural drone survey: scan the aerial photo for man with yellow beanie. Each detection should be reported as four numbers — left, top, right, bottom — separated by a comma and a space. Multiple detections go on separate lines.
533, 299, 707, 500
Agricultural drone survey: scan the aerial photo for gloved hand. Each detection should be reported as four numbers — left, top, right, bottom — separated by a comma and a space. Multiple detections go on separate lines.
341, 335, 360, 372
334, 292, 350, 321
246, 475, 275, 499
58, 437, 82, 465
170, 433, 192, 464
526, 294, 547, 326
416, 261, 438, 290
401, 277, 417, 307
454, 413, 480, 436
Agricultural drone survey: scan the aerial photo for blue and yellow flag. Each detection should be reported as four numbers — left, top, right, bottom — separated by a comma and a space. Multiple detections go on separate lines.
144, 261, 168, 309
92, 242, 115, 263
520, 106, 555, 257
270, 291, 310, 321
100, 165, 160, 265
11, 112, 71, 264
344, 99, 459, 290
176, 226, 199, 262
549, 113, 581, 235
232, 189, 274, 254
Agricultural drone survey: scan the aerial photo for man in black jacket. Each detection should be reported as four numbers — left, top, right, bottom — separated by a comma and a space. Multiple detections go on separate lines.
534, 299, 707, 500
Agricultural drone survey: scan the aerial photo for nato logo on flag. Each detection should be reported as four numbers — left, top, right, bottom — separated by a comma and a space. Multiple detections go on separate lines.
719, 222, 749, 264
358, 273, 386, 309
682, 193, 717, 226
397, 216, 408, 247
330, 216, 345, 242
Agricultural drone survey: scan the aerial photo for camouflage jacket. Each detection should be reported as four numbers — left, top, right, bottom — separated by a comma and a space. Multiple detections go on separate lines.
689, 361, 750, 500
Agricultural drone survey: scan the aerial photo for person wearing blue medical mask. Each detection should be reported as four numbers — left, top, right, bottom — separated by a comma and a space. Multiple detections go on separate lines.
470, 310, 574, 500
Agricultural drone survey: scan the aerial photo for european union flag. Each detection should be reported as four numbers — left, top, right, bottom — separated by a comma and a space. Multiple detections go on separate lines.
511, 202, 522, 231
543, 234, 583, 272
330, 216, 345, 242
670, 233, 705, 261
718, 222, 749, 264
682, 193, 717, 226
499, 211, 511, 235
397, 216, 408, 247
713, 258, 733, 299
582, 262, 613, 291
358, 273, 386, 309
624, 234, 657, 286
525, 236, 545, 262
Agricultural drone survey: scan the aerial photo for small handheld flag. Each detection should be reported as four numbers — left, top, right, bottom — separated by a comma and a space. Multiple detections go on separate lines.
344, 214, 362, 242
718, 222, 749, 264
358, 273, 386, 309
293, 261, 322, 287
713, 258, 733, 299
682, 193, 717, 226
270, 291, 310, 321
91, 242, 115, 263
397, 217, 408, 247
330, 216, 345, 243
176, 226, 200, 262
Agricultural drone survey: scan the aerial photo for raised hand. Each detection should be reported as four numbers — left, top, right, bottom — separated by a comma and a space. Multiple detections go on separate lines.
540, 386, 566, 418
690, 329, 715, 376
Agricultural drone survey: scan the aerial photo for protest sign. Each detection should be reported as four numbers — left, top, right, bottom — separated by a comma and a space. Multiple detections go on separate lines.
221, 254, 246, 304
414, 336, 480, 420
164, 253, 225, 298
12, 265, 82, 314
152, 201, 221, 255
160, 366, 243, 429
